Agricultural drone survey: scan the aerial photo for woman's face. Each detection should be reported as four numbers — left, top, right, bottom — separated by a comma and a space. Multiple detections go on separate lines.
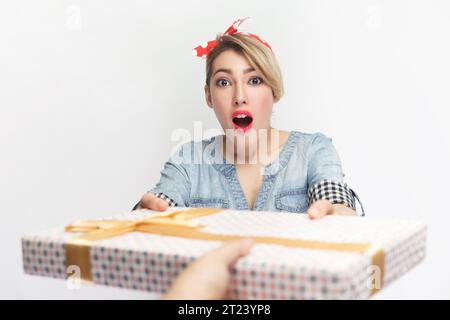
205, 50, 275, 136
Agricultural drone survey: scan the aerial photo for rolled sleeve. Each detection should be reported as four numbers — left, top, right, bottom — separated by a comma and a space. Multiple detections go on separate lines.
307, 133, 345, 187
149, 143, 192, 207
306, 133, 365, 216
307, 180, 365, 216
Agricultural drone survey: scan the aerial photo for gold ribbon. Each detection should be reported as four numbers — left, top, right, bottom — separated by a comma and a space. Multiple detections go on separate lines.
65, 208, 384, 295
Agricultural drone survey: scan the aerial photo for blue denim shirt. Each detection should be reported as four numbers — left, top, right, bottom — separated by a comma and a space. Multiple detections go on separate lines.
150, 131, 346, 213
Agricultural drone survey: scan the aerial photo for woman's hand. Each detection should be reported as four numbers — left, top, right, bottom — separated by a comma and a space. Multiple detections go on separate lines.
162, 239, 254, 300
307, 200, 357, 219
134, 193, 170, 211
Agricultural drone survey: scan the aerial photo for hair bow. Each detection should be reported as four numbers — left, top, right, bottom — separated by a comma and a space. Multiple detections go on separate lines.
192, 17, 272, 59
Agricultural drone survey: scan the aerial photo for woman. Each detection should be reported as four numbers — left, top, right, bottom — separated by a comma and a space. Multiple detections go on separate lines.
134, 18, 364, 219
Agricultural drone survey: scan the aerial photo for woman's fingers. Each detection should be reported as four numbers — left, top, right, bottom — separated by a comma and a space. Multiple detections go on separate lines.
307, 199, 333, 219
139, 193, 169, 211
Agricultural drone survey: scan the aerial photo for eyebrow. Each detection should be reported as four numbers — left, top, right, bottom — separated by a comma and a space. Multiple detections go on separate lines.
213, 67, 256, 77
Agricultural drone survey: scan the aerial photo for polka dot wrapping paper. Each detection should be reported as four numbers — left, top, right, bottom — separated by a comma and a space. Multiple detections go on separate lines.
21, 208, 427, 299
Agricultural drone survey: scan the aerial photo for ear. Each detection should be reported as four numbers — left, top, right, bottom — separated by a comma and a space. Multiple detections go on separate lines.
204, 85, 213, 109
272, 90, 279, 104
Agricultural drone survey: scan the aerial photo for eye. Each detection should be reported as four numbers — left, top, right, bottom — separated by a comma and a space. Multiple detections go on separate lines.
216, 79, 231, 87
249, 76, 263, 85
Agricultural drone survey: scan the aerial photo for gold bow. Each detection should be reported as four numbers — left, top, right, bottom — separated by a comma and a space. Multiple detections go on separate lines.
65, 208, 384, 296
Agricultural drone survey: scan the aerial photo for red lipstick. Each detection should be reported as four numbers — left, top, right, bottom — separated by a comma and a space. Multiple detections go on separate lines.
231, 110, 254, 133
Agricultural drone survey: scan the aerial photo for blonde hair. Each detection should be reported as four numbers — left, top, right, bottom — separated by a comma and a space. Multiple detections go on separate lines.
205, 33, 284, 102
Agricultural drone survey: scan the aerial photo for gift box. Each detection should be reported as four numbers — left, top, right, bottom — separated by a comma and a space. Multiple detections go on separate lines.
21, 207, 426, 299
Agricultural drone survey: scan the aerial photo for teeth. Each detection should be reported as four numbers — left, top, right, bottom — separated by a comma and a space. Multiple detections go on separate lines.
235, 114, 248, 118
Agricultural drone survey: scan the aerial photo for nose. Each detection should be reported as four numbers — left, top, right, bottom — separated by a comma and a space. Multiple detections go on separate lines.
233, 97, 247, 106
233, 83, 248, 106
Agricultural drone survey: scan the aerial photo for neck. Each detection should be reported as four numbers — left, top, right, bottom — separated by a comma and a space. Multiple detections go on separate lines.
221, 127, 282, 165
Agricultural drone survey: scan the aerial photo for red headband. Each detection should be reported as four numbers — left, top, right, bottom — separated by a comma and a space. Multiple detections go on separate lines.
192, 17, 272, 59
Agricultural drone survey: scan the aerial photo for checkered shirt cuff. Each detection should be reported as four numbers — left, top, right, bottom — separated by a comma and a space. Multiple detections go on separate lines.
132, 192, 178, 211
308, 179, 365, 216
153, 192, 178, 207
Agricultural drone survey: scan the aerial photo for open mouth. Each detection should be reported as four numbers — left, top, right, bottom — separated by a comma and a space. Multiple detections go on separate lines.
231, 110, 253, 132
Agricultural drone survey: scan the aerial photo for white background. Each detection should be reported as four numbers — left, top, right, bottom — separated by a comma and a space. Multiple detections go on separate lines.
1, 0, 449, 299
